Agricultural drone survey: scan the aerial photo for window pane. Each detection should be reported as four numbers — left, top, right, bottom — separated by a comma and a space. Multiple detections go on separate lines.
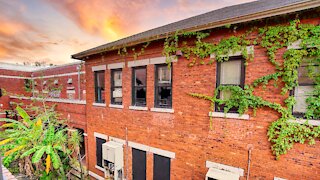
95, 71, 105, 103
293, 85, 314, 113
298, 65, 319, 85
158, 66, 171, 84
114, 71, 122, 87
134, 87, 146, 106
220, 60, 241, 85
156, 86, 172, 107
135, 68, 146, 86
96, 72, 105, 88
220, 89, 232, 100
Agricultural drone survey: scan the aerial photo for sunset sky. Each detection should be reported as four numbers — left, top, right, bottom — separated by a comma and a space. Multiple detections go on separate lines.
0, 0, 255, 65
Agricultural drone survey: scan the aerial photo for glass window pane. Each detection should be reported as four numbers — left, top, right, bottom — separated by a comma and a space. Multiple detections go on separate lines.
158, 66, 171, 84
112, 88, 122, 98
135, 68, 146, 86
96, 71, 105, 88
135, 87, 146, 106
293, 85, 314, 113
298, 65, 319, 85
220, 60, 241, 85
114, 71, 122, 86
157, 86, 172, 107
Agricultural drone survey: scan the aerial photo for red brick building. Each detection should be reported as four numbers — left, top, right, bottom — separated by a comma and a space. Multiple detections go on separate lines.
70, 0, 320, 180
0, 62, 87, 162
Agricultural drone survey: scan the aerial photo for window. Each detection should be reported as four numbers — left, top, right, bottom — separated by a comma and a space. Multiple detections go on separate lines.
155, 64, 172, 108
153, 154, 171, 180
215, 56, 245, 112
94, 70, 105, 103
96, 137, 106, 168
132, 67, 147, 106
293, 59, 319, 118
111, 69, 123, 105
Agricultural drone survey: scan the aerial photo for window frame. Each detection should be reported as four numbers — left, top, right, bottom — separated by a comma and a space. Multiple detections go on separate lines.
132, 66, 147, 107
94, 70, 105, 103
95, 137, 106, 168
292, 62, 318, 118
111, 68, 123, 105
154, 64, 173, 109
215, 56, 246, 113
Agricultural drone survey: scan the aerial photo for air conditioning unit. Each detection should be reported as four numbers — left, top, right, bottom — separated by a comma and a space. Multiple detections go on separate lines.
102, 141, 124, 180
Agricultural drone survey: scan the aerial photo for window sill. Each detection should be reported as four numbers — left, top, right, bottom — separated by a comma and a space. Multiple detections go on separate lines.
209, 112, 249, 120
95, 165, 105, 172
92, 103, 106, 107
109, 104, 124, 109
289, 119, 320, 126
150, 108, 174, 113
129, 106, 148, 111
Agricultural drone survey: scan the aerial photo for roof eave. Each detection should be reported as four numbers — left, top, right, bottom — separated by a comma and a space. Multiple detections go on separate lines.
72, 0, 320, 60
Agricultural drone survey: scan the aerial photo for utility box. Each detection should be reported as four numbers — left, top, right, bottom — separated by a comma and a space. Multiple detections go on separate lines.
102, 141, 124, 180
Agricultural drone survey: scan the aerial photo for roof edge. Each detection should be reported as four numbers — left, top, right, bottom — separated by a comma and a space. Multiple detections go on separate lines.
72, 0, 319, 60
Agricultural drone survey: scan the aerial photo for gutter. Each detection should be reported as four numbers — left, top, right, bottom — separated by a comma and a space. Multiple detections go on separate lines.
72, 0, 320, 60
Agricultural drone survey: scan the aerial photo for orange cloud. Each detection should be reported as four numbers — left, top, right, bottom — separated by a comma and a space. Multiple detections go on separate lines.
46, 0, 152, 41
0, 17, 32, 37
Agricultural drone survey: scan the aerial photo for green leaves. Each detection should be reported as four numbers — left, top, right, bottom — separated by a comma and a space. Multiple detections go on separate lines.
32, 146, 47, 163
16, 106, 32, 126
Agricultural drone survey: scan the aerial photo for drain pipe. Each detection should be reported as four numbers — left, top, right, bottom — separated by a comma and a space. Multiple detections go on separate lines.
247, 146, 253, 180
125, 127, 129, 180
77, 64, 81, 100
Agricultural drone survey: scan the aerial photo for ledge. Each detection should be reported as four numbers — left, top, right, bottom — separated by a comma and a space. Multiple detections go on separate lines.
107, 62, 125, 69
210, 45, 254, 58
109, 104, 124, 109
209, 112, 249, 120
206, 161, 244, 176
88, 171, 104, 180
129, 106, 148, 111
94, 165, 105, 172
9, 96, 86, 105
289, 119, 320, 126
92, 103, 106, 107
150, 108, 174, 113
92, 65, 106, 72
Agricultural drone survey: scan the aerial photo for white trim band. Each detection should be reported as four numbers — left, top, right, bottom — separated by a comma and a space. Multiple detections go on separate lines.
206, 161, 244, 176
128, 59, 149, 67
149, 56, 177, 65
107, 62, 125, 70
33, 71, 85, 79
94, 165, 105, 172
150, 108, 174, 113
109, 104, 124, 109
210, 45, 254, 58
94, 132, 108, 140
129, 106, 148, 111
0, 75, 31, 79
92, 65, 106, 72
92, 103, 106, 107
289, 119, 320, 126
9, 96, 86, 105
88, 171, 104, 180
209, 112, 249, 120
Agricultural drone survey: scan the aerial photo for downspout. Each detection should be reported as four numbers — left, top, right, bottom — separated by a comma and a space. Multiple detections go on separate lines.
77, 64, 81, 100
247, 147, 252, 180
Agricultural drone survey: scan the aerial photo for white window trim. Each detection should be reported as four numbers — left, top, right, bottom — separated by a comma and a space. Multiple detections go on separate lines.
95, 165, 105, 172
289, 118, 320, 126
92, 65, 106, 72
88, 171, 105, 180
129, 106, 148, 111
150, 108, 174, 113
209, 112, 249, 120
287, 39, 319, 50
210, 46, 254, 58
109, 104, 124, 109
108, 62, 125, 70
94, 132, 108, 140
128, 59, 149, 67
83, 133, 88, 137
92, 103, 106, 107
274, 177, 287, 180
206, 160, 244, 177
149, 56, 177, 65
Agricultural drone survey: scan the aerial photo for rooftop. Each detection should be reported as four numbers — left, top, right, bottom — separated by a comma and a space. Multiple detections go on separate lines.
72, 0, 320, 59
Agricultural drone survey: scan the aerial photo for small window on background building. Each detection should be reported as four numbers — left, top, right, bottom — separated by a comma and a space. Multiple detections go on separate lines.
96, 137, 106, 168
293, 59, 318, 118
54, 79, 59, 85
132, 67, 147, 106
111, 69, 123, 105
155, 64, 172, 108
94, 70, 105, 103
215, 56, 245, 112
67, 78, 73, 84
67, 90, 75, 99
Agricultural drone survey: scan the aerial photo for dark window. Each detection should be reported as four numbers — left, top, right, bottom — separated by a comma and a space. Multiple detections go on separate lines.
292, 59, 319, 118
155, 64, 172, 108
96, 137, 106, 168
153, 154, 171, 180
0, 88, 2, 97
132, 148, 146, 180
111, 69, 123, 105
132, 67, 147, 106
94, 71, 105, 103
215, 56, 245, 112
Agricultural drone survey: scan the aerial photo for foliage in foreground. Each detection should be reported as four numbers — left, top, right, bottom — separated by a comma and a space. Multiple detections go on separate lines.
0, 104, 82, 179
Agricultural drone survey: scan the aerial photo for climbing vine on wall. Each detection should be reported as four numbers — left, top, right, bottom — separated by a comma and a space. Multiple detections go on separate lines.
161, 20, 320, 159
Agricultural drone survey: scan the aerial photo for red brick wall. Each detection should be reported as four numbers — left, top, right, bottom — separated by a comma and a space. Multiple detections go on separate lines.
84, 15, 320, 180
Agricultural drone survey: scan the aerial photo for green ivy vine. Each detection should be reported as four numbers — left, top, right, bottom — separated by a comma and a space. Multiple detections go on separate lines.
161, 20, 320, 159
